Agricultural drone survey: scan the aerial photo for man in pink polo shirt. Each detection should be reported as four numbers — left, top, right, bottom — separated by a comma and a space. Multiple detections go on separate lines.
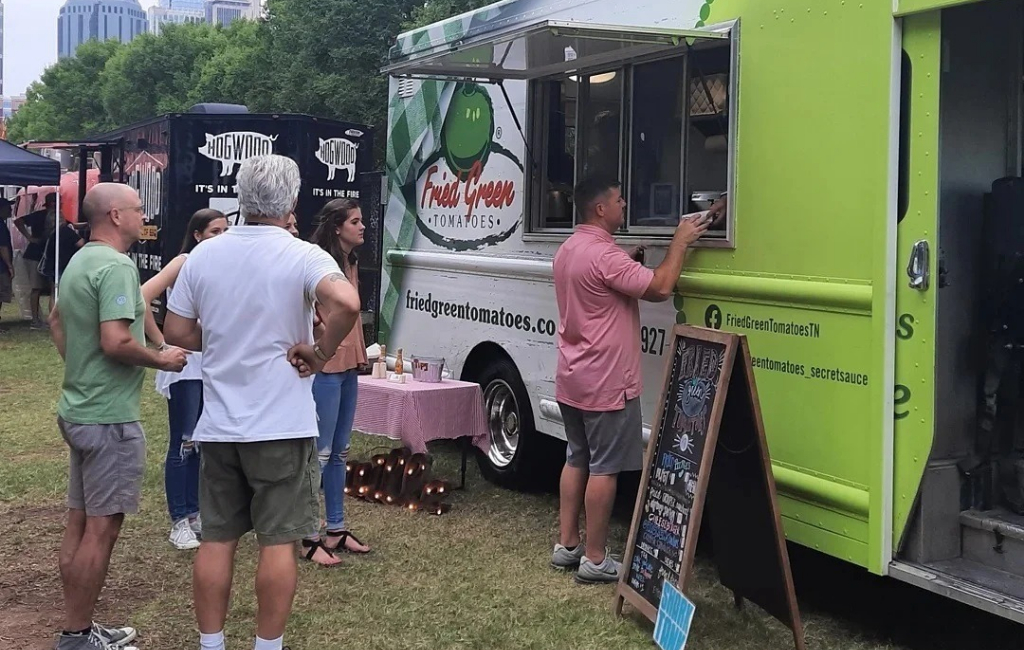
551, 176, 711, 584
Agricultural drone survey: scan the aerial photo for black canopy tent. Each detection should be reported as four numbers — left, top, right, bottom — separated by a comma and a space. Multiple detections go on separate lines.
0, 139, 64, 293
0, 139, 61, 186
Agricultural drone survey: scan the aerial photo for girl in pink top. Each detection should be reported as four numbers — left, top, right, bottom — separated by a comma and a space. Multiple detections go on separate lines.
302, 199, 371, 566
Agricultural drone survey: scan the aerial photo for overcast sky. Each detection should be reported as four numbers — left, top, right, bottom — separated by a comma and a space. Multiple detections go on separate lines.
5, 0, 158, 96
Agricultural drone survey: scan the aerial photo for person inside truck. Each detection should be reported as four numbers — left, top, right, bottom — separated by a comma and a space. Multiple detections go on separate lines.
14, 192, 56, 329
551, 176, 712, 583
707, 192, 727, 227
142, 209, 229, 551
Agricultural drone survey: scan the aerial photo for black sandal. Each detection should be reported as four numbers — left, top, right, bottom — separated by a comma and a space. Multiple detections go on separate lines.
300, 538, 342, 566
325, 529, 371, 554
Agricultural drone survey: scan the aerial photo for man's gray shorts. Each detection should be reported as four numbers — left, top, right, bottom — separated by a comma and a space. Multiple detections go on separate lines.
559, 398, 644, 476
58, 417, 146, 517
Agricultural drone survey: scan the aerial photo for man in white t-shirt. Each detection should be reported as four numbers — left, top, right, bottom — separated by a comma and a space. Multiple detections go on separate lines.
164, 155, 359, 650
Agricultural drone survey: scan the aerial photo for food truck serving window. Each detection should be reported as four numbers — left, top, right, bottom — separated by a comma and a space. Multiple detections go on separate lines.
531, 36, 735, 239
386, 19, 736, 243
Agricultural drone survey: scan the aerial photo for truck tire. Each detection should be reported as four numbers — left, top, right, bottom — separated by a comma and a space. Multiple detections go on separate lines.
476, 358, 543, 489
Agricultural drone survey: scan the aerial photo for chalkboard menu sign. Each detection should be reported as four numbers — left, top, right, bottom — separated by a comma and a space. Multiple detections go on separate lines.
615, 326, 805, 650
626, 336, 726, 608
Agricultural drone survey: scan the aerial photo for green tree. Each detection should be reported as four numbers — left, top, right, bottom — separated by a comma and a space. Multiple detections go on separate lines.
7, 39, 122, 142
100, 23, 230, 127
193, 20, 277, 111
7, 0, 499, 152
257, 0, 423, 158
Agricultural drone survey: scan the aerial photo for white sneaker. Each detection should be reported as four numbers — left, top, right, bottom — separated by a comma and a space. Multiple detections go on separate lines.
575, 553, 622, 584
189, 514, 202, 539
169, 518, 201, 550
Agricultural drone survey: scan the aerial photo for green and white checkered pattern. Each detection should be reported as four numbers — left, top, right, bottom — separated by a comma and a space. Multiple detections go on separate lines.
392, 0, 521, 60
379, 77, 456, 342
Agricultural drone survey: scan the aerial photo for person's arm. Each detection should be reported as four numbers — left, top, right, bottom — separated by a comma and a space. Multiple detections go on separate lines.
0, 247, 12, 277
49, 303, 65, 359
100, 319, 186, 370
312, 273, 361, 360
289, 257, 361, 376
141, 255, 190, 348
163, 312, 203, 352
141, 255, 187, 305
144, 307, 164, 348
13, 215, 31, 240
162, 255, 203, 352
312, 302, 326, 340
707, 193, 728, 228
642, 212, 713, 302
96, 262, 187, 370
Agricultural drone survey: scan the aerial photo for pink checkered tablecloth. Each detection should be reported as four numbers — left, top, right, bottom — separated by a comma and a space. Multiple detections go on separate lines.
353, 376, 490, 454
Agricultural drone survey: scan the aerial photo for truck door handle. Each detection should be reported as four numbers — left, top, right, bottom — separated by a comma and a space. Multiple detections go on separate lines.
907, 240, 930, 291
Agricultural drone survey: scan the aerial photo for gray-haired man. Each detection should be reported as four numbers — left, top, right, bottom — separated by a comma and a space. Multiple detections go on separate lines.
164, 155, 360, 650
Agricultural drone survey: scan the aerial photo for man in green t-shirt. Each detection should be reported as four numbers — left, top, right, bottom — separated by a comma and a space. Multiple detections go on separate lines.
48, 183, 187, 650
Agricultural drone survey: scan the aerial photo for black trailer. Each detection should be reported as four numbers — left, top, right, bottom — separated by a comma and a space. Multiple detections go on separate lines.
77, 108, 382, 340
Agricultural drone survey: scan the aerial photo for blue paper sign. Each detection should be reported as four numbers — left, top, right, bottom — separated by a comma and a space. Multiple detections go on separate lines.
653, 580, 695, 650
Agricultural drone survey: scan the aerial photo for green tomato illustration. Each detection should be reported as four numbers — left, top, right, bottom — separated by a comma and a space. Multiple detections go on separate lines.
441, 83, 494, 177
695, 0, 714, 27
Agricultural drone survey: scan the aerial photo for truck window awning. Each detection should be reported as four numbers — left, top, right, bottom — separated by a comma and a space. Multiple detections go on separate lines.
384, 20, 729, 82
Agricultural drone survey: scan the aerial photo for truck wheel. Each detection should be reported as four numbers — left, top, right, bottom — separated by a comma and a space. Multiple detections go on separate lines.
476, 358, 540, 489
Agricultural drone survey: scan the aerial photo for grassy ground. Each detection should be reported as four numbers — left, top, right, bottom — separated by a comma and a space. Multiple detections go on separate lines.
2, 303, 1023, 650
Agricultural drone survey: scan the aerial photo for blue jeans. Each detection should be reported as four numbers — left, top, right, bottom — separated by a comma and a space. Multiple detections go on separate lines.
313, 369, 359, 531
165, 380, 202, 522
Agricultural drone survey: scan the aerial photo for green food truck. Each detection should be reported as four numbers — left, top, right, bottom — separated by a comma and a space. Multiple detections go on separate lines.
379, 0, 1024, 622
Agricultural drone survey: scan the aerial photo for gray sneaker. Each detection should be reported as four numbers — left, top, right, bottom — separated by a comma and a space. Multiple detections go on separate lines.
55, 630, 137, 650
575, 555, 622, 584
189, 513, 203, 538
92, 622, 137, 648
550, 542, 586, 570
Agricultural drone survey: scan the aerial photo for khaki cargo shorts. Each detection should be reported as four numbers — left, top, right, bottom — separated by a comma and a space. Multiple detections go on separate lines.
58, 417, 147, 517
199, 438, 319, 547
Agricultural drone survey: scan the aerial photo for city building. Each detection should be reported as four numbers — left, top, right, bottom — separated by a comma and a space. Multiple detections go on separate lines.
148, 4, 205, 34
58, 0, 149, 59
3, 94, 27, 120
161, 0, 206, 9
205, 0, 255, 27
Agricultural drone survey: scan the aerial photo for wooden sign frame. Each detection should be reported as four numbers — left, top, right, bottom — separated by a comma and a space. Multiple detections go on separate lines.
614, 325, 805, 650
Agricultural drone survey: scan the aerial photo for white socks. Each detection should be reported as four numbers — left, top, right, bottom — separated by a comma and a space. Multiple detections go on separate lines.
254, 635, 284, 650
199, 631, 225, 650
199, 630, 283, 650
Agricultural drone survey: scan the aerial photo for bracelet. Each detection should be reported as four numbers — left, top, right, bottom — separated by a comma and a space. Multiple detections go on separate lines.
158, 342, 169, 351
314, 343, 332, 362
